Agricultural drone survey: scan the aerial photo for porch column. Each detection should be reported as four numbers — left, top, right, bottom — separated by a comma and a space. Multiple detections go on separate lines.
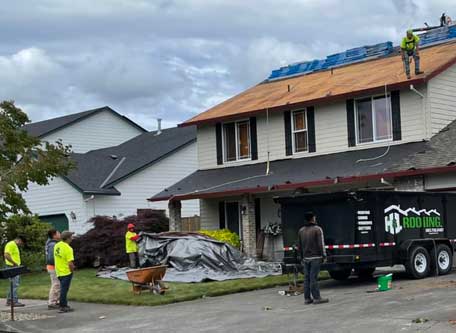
241, 194, 257, 258
168, 200, 182, 231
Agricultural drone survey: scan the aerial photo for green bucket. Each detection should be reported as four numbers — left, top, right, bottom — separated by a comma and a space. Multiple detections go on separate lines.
377, 273, 393, 291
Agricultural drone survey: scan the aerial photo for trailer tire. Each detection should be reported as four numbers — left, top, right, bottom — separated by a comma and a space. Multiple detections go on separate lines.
435, 244, 453, 275
406, 246, 431, 279
328, 269, 351, 281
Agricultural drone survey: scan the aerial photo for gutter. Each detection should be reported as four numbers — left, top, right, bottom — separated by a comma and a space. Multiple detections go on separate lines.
148, 164, 456, 202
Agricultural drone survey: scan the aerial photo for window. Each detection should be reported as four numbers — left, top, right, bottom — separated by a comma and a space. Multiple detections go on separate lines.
355, 95, 392, 144
223, 120, 251, 162
291, 110, 308, 153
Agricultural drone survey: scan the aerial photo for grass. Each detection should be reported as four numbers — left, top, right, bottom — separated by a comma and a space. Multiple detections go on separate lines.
0, 269, 329, 306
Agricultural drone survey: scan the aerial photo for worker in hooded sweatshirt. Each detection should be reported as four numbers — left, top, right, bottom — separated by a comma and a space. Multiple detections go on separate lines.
401, 29, 424, 79
125, 223, 140, 268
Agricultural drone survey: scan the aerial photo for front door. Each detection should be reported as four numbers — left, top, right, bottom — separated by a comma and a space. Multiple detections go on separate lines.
225, 202, 241, 236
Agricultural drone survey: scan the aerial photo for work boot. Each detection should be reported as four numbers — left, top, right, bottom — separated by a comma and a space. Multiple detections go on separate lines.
415, 70, 424, 75
304, 299, 313, 305
48, 304, 60, 310
313, 298, 329, 305
58, 306, 74, 313
12, 302, 25, 307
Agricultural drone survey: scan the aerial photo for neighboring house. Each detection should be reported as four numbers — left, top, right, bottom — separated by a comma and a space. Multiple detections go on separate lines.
22, 123, 199, 234
150, 28, 456, 257
23, 106, 146, 153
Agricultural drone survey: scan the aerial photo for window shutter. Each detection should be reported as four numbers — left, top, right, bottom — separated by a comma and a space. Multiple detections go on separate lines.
254, 198, 261, 237
346, 99, 356, 147
216, 123, 223, 165
391, 90, 402, 141
307, 107, 316, 153
218, 201, 225, 229
284, 111, 292, 156
250, 117, 258, 160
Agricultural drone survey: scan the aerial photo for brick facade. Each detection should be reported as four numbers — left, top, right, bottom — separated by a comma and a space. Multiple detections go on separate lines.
241, 195, 257, 258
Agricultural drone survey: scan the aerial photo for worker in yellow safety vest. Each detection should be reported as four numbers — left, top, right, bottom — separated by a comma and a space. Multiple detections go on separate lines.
125, 223, 140, 268
401, 29, 424, 79
4, 236, 26, 307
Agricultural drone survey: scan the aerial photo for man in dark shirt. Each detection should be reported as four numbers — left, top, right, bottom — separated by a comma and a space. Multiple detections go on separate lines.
298, 212, 329, 305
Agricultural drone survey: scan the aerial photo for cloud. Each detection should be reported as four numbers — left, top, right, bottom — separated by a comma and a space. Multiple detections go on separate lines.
1, 0, 456, 128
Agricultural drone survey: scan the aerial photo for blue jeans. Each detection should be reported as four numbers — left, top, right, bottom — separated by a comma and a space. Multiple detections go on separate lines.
7, 275, 20, 303
403, 49, 420, 75
303, 259, 321, 300
58, 273, 73, 307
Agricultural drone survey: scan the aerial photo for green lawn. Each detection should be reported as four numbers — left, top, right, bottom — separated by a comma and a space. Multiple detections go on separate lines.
0, 269, 329, 306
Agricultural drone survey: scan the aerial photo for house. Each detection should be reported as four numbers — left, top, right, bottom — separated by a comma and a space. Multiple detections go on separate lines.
23, 106, 146, 153
150, 27, 456, 257
22, 113, 198, 234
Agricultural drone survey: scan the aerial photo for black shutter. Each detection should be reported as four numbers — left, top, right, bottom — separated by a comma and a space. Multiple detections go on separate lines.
284, 111, 292, 156
218, 201, 226, 229
307, 107, 316, 153
391, 91, 402, 141
216, 123, 223, 165
250, 117, 258, 160
254, 198, 261, 236
346, 99, 356, 147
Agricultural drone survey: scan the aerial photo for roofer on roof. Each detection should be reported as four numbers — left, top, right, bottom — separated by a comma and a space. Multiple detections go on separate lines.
401, 29, 424, 80
125, 223, 140, 268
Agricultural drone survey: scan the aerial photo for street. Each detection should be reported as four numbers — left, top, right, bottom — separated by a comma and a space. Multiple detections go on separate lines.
2, 268, 456, 332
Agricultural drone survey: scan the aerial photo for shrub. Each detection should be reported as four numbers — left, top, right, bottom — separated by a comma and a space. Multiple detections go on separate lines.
72, 210, 169, 268
199, 229, 241, 248
0, 214, 51, 271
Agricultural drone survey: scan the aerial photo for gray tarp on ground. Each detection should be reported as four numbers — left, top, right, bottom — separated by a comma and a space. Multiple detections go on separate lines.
97, 232, 281, 283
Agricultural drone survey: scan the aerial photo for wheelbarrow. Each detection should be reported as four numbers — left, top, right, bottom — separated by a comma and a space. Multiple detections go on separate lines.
126, 265, 168, 295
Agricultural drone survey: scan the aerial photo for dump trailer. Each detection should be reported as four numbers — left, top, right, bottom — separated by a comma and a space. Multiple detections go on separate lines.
277, 191, 456, 280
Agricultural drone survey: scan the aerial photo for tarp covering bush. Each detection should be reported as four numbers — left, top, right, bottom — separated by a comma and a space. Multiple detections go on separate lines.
98, 232, 281, 283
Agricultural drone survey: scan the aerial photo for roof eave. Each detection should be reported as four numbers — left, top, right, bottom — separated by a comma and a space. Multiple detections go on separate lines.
148, 164, 456, 202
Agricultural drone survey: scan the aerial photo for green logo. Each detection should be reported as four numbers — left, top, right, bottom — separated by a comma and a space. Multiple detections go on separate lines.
384, 205, 443, 235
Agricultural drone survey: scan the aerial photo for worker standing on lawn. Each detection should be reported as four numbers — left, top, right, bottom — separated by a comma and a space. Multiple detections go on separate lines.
125, 223, 140, 268
54, 231, 75, 313
401, 29, 424, 79
4, 236, 26, 307
298, 212, 329, 305
45, 229, 61, 310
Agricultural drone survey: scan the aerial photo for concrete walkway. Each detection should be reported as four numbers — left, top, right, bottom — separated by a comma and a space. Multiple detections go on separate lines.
2, 269, 456, 332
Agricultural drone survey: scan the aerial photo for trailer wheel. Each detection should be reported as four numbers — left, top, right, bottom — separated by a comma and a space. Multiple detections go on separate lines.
435, 244, 453, 275
328, 269, 351, 281
406, 246, 431, 279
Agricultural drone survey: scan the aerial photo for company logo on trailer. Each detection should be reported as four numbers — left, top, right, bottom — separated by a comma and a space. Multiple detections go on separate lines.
384, 205, 443, 235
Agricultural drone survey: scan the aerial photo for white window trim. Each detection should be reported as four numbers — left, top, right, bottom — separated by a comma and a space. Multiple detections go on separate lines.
291, 109, 309, 154
222, 119, 252, 163
355, 94, 393, 146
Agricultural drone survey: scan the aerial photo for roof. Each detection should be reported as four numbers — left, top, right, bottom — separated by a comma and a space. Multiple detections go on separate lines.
150, 119, 456, 202
64, 126, 196, 195
182, 41, 456, 126
23, 106, 146, 137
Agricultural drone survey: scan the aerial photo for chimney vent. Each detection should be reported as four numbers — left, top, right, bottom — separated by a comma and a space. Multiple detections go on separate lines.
156, 118, 162, 135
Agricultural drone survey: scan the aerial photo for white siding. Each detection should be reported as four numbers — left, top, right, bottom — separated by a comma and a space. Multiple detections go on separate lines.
428, 63, 456, 134
197, 88, 426, 170
88, 143, 199, 219
42, 110, 144, 153
200, 199, 220, 230
22, 177, 87, 234
425, 172, 456, 190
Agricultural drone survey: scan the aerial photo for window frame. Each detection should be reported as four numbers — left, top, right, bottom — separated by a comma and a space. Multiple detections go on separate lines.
222, 119, 252, 163
354, 94, 393, 145
291, 109, 309, 154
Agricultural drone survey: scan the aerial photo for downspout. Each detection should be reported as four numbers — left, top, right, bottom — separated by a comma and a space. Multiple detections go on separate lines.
409, 84, 428, 139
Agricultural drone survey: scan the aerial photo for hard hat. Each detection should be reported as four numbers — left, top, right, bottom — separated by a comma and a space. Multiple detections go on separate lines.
127, 223, 135, 229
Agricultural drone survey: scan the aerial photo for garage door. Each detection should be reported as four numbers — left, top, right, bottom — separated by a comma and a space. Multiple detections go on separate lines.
39, 214, 69, 232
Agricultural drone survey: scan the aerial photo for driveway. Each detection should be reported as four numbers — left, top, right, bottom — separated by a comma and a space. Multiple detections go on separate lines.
3, 269, 456, 333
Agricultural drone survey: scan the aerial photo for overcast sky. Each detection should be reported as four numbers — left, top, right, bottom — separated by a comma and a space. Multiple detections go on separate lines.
1, 0, 455, 130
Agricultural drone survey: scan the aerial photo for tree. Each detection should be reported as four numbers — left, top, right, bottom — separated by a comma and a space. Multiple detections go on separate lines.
0, 101, 74, 220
